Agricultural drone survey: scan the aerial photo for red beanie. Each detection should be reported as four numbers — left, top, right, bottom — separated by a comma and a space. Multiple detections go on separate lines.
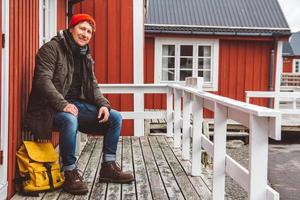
69, 14, 96, 31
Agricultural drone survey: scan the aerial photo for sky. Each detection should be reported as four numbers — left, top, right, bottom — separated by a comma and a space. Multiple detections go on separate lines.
277, 0, 300, 32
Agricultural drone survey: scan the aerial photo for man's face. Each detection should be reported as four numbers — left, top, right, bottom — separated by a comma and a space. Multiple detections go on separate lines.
69, 21, 93, 47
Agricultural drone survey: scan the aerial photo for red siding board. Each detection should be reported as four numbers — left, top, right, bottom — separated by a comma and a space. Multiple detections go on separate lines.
0, 0, 2, 146
94, 0, 108, 83
283, 57, 293, 72
120, 0, 133, 135
57, 0, 66, 30
144, 37, 155, 108
236, 44, 244, 101
78, 0, 134, 135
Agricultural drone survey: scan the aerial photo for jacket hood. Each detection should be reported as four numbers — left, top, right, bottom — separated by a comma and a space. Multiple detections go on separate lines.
50, 30, 72, 54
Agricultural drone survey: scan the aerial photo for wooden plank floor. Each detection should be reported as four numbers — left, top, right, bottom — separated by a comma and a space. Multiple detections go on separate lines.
12, 136, 212, 200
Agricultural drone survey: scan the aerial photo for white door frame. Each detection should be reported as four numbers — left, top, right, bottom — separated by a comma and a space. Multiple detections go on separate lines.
292, 59, 300, 74
39, 0, 57, 47
0, 0, 9, 198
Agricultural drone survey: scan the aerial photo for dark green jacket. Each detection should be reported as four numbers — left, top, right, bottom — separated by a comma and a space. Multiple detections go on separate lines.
25, 30, 110, 139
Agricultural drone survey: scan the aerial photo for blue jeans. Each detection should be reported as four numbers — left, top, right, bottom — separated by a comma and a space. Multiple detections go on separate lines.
54, 101, 121, 171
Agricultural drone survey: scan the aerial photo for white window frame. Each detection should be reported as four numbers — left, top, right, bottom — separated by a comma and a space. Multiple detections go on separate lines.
39, 0, 57, 47
154, 37, 219, 91
293, 59, 300, 74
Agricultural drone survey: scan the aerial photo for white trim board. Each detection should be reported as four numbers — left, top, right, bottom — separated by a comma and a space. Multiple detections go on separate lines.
133, 0, 144, 136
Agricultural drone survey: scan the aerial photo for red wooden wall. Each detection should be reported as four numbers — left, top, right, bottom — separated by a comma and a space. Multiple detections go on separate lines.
144, 36, 274, 109
0, 0, 2, 148
75, 0, 134, 135
283, 56, 300, 73
218, 40, 272, 106
283, 57, 293, 73
7, 0, 67, 197
8, 1, 38, 197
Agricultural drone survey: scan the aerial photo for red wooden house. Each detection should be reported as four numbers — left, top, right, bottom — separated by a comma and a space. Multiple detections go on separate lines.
282, 32, 300, 73
0, 0, 290, 198
144, 0, 290, 109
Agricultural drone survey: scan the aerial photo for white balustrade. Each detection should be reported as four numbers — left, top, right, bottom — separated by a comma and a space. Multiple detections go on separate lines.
99, 77, 281, 200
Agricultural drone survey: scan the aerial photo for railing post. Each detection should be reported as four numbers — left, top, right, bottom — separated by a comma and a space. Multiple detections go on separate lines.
292, 93, 297, 109
212, 103, 227, 200
274, 92, 280, 109
167, 87, 174, 137
248, 115, 269, 200
182, 91, 192, 160
134, 91, 144, 136
174, 88, 181, 148
191, 96, 203, 176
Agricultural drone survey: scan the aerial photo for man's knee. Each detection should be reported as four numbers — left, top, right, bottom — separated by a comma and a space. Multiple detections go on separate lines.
109, 110, 122, 126
56, 113, 78, 130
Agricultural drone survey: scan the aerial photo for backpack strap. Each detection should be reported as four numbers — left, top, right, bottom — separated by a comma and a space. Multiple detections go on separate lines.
43, 163, 55, 192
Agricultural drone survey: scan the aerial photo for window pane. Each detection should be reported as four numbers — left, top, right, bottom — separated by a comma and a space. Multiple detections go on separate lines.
198, 71, 211, 82
162, 69, 175, 81
199, 46, 211, 57
180, 70, 192, 81
180, 45, 193, 56
296, 61, 300, 72
198, 58, 211, 69
162, 45, 175, 56
180, 58, 193, 69
162, 57, 175, 68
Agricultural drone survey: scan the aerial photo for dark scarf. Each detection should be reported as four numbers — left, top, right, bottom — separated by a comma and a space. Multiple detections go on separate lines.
64, 29, 89, 56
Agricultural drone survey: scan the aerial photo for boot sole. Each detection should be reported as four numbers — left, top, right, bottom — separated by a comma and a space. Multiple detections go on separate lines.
99, 177, 135, 184
63, 186, 89, 195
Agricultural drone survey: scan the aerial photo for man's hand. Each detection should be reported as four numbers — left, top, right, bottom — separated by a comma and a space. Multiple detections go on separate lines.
98, 106, 110, 123
63, 103, 78, 116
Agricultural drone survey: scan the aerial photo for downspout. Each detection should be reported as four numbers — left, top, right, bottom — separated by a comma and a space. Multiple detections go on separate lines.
269, 37, 277, 108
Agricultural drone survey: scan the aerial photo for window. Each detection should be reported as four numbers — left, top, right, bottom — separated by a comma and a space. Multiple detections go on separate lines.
293, 59, 300, 74
39, 0, 57, 47
155, 38, 219, 91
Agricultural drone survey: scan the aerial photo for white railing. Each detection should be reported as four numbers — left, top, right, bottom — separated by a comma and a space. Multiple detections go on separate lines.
281, 73, 300, 87
99, 77, 281, 200
246, 91, 300, 114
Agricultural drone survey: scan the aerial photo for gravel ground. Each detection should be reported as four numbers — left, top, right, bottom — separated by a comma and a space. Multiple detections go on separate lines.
225, 140, 249, 200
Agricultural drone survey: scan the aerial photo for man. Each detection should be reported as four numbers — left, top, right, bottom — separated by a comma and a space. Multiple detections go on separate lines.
25, 14, 134, 195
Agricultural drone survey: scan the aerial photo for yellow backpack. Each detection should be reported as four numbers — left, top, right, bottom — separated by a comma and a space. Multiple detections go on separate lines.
16, 141, 64, 194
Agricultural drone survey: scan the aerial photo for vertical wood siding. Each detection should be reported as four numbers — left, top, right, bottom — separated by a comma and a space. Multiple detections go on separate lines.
0, 0, 2, 146
144, 36, 273, 110
76, 0, 134, 135
218, 40, 272, 106
8, 0, 38, 197
144, 37, 166, 109
7, 0, 67, 197
283, 57, 293, 72
57, 0, 67, 30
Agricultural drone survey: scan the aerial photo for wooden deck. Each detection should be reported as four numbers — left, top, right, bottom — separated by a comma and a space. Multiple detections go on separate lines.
12, 136, 213, 200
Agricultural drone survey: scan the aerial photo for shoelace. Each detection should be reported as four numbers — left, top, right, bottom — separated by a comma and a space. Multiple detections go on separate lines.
72, 168, 84, 182
112, 162, 122, 172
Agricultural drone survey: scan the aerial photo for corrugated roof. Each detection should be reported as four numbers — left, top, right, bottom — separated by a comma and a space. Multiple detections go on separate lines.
289, 32, 300, 55
145, 0, 291, 35
282, 43, 294, 56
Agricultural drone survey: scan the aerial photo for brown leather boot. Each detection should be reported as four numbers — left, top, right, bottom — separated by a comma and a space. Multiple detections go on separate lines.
99, 161, 134, 183
63, 168, 89, 195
